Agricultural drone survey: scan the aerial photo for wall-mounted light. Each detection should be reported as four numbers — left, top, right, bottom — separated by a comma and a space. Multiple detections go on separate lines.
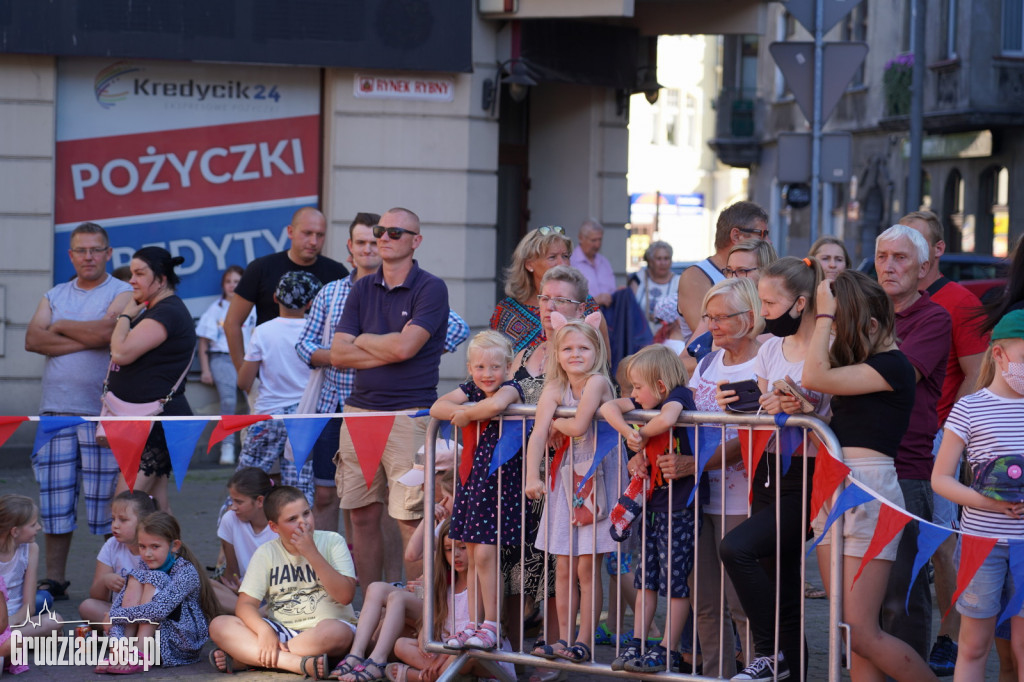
482, 58, 538, 115
636, 66, 662, 105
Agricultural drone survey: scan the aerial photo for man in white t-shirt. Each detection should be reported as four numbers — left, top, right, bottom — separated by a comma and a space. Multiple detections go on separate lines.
237, 271, 323, 503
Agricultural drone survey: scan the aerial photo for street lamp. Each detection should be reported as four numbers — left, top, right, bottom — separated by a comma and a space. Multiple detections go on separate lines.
481, 58, 538, 115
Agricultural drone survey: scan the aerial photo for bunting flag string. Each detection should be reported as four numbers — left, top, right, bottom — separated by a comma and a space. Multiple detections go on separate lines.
163, 420, 208, 491
999, 541, 1024, 625
208, 414, 270, 452
101, 421, 152, 492
283, 416, 331, 473
549, 437, 570, 491
774, 414, 803, 477
33, 415, 86, 454
644, 430, 671, 489
907, 522, 954, 614
851, 504, 911, 588
806, 483, 875, 555
575, 422, 623, 494
489, 419, 534, 476
0, 416, 28, 449
738, 427, 773, 504
459, 421, 488, 485
808, 450, 851, 527
686, 425, 723, 507
947, 534, 1000, 620
350, 414, 396, 490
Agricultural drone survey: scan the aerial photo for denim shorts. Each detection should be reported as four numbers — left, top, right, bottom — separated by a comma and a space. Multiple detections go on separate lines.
957, 543, 1024, 620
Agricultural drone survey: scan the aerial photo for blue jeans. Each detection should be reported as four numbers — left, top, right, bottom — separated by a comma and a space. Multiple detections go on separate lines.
881, 478, 933, 659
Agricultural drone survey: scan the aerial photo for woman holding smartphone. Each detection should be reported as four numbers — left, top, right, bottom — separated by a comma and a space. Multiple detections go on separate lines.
717, 256, 831, 682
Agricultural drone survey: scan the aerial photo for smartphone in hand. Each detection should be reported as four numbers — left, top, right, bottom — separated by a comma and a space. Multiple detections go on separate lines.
720, 379, 762, 413
772, 375, 814, 412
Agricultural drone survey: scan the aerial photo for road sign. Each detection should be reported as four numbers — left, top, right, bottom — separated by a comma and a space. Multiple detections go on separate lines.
769, 42, 868, 124
783, 0, 866, 36
777, 132, 852, 184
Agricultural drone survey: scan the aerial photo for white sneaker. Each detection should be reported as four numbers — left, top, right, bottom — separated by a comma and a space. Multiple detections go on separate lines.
732, 652, 790, 680
218, 439, 235, 466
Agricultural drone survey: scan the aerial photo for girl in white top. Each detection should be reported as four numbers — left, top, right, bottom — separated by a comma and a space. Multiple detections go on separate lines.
0, 494, 62, 666
212, 467, 277, 613
79, 491, 158, 624
932, 309, 1024, 680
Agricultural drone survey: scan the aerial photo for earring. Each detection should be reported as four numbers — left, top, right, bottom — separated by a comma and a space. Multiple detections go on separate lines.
527, 268, 534, 273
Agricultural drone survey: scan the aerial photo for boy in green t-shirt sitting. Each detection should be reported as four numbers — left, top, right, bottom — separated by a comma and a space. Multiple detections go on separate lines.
209, 486, 356, 677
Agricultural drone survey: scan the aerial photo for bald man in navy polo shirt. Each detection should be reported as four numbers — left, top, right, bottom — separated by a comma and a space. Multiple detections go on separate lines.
330, 207, 448, 586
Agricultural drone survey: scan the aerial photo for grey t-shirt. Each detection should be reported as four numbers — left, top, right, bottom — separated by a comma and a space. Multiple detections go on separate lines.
39, 274, 131, 415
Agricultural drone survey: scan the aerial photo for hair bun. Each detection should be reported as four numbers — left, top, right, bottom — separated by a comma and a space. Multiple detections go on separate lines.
170, 256, 186, 267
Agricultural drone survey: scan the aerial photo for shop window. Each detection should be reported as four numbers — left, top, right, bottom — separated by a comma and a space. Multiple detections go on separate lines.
1004, 0, 1024, 54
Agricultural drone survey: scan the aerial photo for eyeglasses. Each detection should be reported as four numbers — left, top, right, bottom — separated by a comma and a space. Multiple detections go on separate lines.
70, 247, 110, 256
537, 225, 565, 236
737, 226, 770, 239
372, 225, 419, 240
701, 310, 750, 326
537, 294, 582, 307
723, 266, 759, 278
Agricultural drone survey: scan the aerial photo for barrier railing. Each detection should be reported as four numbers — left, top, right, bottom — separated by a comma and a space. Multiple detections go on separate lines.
421, 405, 847, 682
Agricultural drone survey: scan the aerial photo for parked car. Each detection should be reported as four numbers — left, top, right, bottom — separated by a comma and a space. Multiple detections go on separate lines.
857, 252, 1008, 301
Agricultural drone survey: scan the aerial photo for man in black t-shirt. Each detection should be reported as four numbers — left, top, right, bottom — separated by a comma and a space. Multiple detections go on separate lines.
224, 207, 348, 370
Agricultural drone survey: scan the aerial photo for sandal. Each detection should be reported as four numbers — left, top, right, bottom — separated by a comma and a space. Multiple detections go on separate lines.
465, 622, 499, 650
530, 638, 567, 659
444, 626, 477, 650
208, 648, 255, 674
804, 581, 827, 599
329, 654, 365, 679
594, 623, 615, 646
384, 662, 409, 682
554, 641, 591, 663
36, 578, 70, 601
339, 659, 385, 682
300, 653, 329, 680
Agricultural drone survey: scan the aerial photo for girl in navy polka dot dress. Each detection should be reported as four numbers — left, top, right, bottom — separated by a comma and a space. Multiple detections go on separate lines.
430, 330, 524, 652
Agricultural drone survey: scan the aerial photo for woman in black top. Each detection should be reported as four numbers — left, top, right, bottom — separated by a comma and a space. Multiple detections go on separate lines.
109, 247, 196, 513
801, 270, 936, 682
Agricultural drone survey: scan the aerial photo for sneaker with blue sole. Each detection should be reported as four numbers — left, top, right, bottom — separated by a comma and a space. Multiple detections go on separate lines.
928, 634, 957, 677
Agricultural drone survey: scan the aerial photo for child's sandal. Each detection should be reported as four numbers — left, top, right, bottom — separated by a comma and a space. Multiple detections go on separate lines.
554, 641, 591, 663
340, 659, 385, 682
208, 648, 254, 674
444, 626, 477, 650
329, 654, 365, 679
464, 622, 499, 650
384, 662, 410, 682
299, 653, 329, 680
530, 638, 568, 659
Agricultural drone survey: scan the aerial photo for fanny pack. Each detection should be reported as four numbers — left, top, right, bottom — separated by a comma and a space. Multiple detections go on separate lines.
95, 350, 193, 449
972, 454, 1024, 503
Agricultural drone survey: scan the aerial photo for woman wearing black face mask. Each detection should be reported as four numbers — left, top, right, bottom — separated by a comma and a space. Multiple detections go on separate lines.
715, 256, 831, 682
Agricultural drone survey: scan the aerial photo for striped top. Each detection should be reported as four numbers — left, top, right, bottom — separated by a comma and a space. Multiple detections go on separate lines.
946, 388, 1024, 542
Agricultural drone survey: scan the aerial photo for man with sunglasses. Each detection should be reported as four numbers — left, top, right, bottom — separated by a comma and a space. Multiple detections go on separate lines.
224, 206, 349, 372
667, 201, 769, 346
330, 207, 449, 588
25, 221, 132, 602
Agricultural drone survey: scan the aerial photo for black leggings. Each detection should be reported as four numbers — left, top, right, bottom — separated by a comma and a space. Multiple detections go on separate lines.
718, 456, 813, 677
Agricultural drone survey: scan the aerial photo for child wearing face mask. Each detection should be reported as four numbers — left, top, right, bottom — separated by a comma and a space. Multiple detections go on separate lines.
932, 309, 1024, 680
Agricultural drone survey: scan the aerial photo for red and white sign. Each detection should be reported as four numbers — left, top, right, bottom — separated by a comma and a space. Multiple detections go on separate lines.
353, 73, 454, 102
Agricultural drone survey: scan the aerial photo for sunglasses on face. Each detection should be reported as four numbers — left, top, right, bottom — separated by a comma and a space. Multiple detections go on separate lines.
537, 225, 565, 236
372, 225, 419, 240
737, 226, 770, 239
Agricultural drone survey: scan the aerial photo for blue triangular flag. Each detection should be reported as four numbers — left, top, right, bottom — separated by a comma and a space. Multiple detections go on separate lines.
576, 422, 622, 494
686, 425, 722, 507
33, 416, 86, 454
905, 521, 953, 614
438, 420, 453, 441
774, 414, 802, 477
410, 408, 430, 418
489, 420, 524, 476
806, 484, 874, 554
162, 419, 207, 491
284, 417, 331, 473
998, 540, 1024, 625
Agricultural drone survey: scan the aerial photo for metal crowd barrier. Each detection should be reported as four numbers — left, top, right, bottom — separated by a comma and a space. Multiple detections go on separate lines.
421, 405, 848, 682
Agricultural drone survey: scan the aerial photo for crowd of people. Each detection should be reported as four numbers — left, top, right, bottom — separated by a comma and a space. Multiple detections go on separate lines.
3, 201, 1024, 682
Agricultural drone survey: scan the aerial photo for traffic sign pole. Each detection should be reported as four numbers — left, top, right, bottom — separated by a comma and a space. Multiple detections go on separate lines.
810, 0, 824, 245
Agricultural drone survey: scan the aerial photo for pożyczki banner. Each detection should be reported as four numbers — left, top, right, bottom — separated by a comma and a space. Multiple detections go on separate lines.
55, 58, 322, 313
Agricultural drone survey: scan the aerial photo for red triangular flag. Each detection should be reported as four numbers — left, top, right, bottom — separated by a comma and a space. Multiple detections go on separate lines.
349, 415, 396, 490
947, 534, 999, 620
645, 431, 671, 488
0, 416, 28, 448
458, 421, 489, 486
208, 414, 270, 452
808, 450, 852, 527
738, 428, 773, 503
852, 504, 912, 588
549, 437, 570, 491
101, 420, 152, 492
